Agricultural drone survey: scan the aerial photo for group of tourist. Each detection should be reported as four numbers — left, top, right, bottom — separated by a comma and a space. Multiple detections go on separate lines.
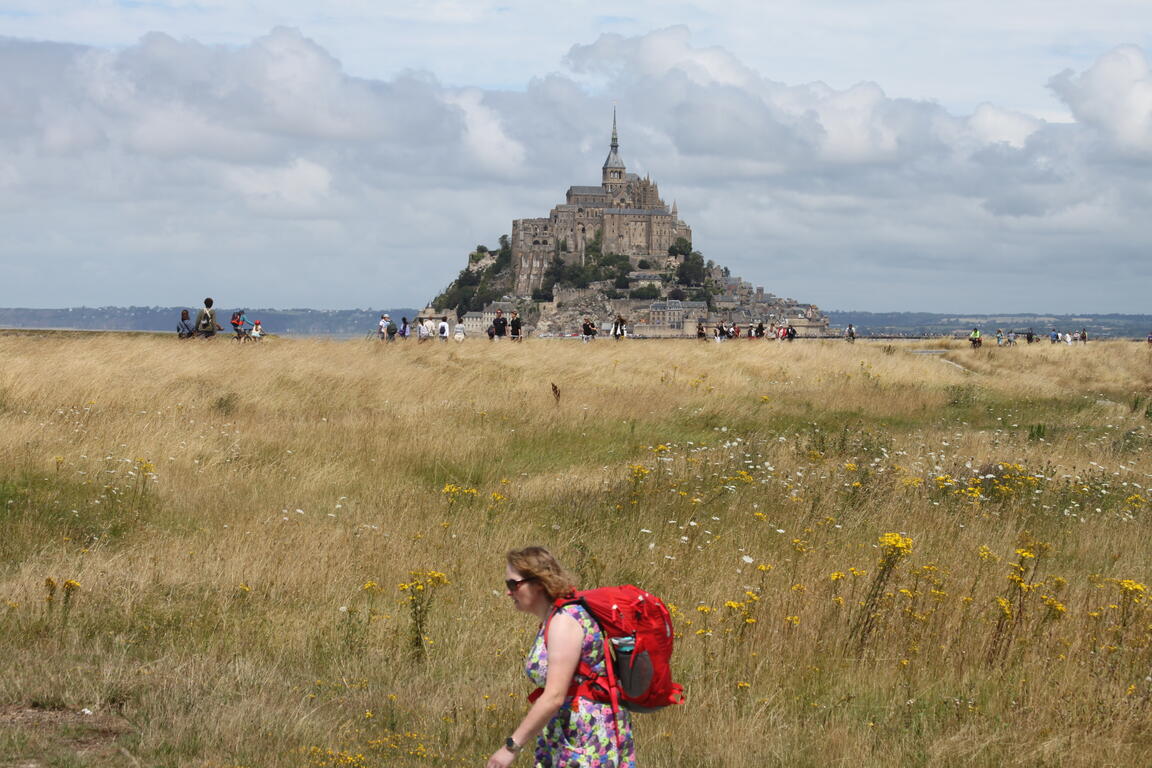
1044, 328, 1090, 345
371, 313, 807, 343
176, 298, 264, 341
574, 316, 797, 342
969, 327, 1092, 348
175, 304, 1137, 345
694, 320, 797, 341
378, 308, 524, 342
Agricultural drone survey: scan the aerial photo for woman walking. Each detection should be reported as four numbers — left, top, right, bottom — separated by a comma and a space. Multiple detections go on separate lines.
486, 546, 635, 768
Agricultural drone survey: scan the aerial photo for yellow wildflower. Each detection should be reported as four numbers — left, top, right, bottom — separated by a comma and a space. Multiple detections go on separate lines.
879, 532, 913, 558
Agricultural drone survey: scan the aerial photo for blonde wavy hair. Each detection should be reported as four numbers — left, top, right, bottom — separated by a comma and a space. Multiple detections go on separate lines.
506, 546, 578, 601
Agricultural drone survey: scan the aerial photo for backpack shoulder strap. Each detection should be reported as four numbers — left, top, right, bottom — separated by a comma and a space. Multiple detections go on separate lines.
530, 598, 602, 701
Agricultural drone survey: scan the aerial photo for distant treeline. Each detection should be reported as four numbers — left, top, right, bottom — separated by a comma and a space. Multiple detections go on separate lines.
826, 311, 1152, 339
0, 307, 422, 336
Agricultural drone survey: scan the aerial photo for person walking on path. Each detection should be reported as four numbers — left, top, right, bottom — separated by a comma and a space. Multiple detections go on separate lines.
437, 316, 450, 341
486, 546, 635, 768
611, 315, 627, 341
195, 298, 223, 338
510, 311, 523, 342
493, 309, 509, 340
400, 317, 410, 339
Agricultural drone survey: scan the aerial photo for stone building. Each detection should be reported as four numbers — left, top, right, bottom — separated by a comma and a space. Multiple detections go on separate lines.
648, 299, 708, 330
460, 311, 486, 336
511, 113, 692, 295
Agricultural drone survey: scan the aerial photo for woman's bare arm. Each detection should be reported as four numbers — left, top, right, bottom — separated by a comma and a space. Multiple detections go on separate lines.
485, 611, 582, 767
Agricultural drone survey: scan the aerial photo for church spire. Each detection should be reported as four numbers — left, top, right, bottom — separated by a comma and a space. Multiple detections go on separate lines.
602, 109, 625, 173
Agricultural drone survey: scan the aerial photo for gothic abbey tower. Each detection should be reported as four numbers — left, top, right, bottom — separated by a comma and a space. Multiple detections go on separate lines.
511, 113, 693, 296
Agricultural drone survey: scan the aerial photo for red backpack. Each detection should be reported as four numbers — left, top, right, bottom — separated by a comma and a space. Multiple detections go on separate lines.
529, 585, 684, 731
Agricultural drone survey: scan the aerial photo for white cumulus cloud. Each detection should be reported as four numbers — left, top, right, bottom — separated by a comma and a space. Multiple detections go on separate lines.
1050, 45, 1152, 154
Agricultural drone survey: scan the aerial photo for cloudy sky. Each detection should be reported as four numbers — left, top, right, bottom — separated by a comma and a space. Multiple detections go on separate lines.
2, 2, 1151, 313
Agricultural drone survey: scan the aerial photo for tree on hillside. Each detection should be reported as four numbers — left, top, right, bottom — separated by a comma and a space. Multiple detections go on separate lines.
629, 285, 660, 300
495, 234, 512, 270
676, 252, 706, 286
668, 237, 692, 258
584, 228, 603, 262
433, 236, 515, 315
689, 288, 713, 309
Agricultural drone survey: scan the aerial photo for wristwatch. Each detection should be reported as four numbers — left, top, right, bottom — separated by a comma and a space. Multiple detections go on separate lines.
504, 736, 523, 753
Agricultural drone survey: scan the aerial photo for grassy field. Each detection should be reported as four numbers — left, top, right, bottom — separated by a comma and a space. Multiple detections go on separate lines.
1, 334, 1150, 767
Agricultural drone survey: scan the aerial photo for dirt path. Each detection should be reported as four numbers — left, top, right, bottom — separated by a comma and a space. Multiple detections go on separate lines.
0, 706, 133, 767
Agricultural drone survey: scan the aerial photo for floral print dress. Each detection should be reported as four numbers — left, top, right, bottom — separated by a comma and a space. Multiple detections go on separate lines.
525, 603, 636, 767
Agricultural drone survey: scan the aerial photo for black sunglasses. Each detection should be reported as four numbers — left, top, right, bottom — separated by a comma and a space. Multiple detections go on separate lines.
505, 577, 535, 592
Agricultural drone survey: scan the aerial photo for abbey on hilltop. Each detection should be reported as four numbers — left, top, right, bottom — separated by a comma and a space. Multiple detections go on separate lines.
511, 112, 693, 295
428, 113, 829, 337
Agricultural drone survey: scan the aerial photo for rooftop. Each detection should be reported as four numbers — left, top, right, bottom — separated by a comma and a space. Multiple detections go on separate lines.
602, 207, 672, 217
650, 300, 708, 310
567, 185, 609, 196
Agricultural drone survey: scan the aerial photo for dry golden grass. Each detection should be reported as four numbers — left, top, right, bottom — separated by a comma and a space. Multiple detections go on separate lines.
1, 334, 1151, 767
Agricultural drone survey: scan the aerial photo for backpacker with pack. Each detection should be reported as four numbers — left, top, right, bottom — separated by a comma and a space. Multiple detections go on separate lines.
529, 584, 684, 744
230, 311, 243, 329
